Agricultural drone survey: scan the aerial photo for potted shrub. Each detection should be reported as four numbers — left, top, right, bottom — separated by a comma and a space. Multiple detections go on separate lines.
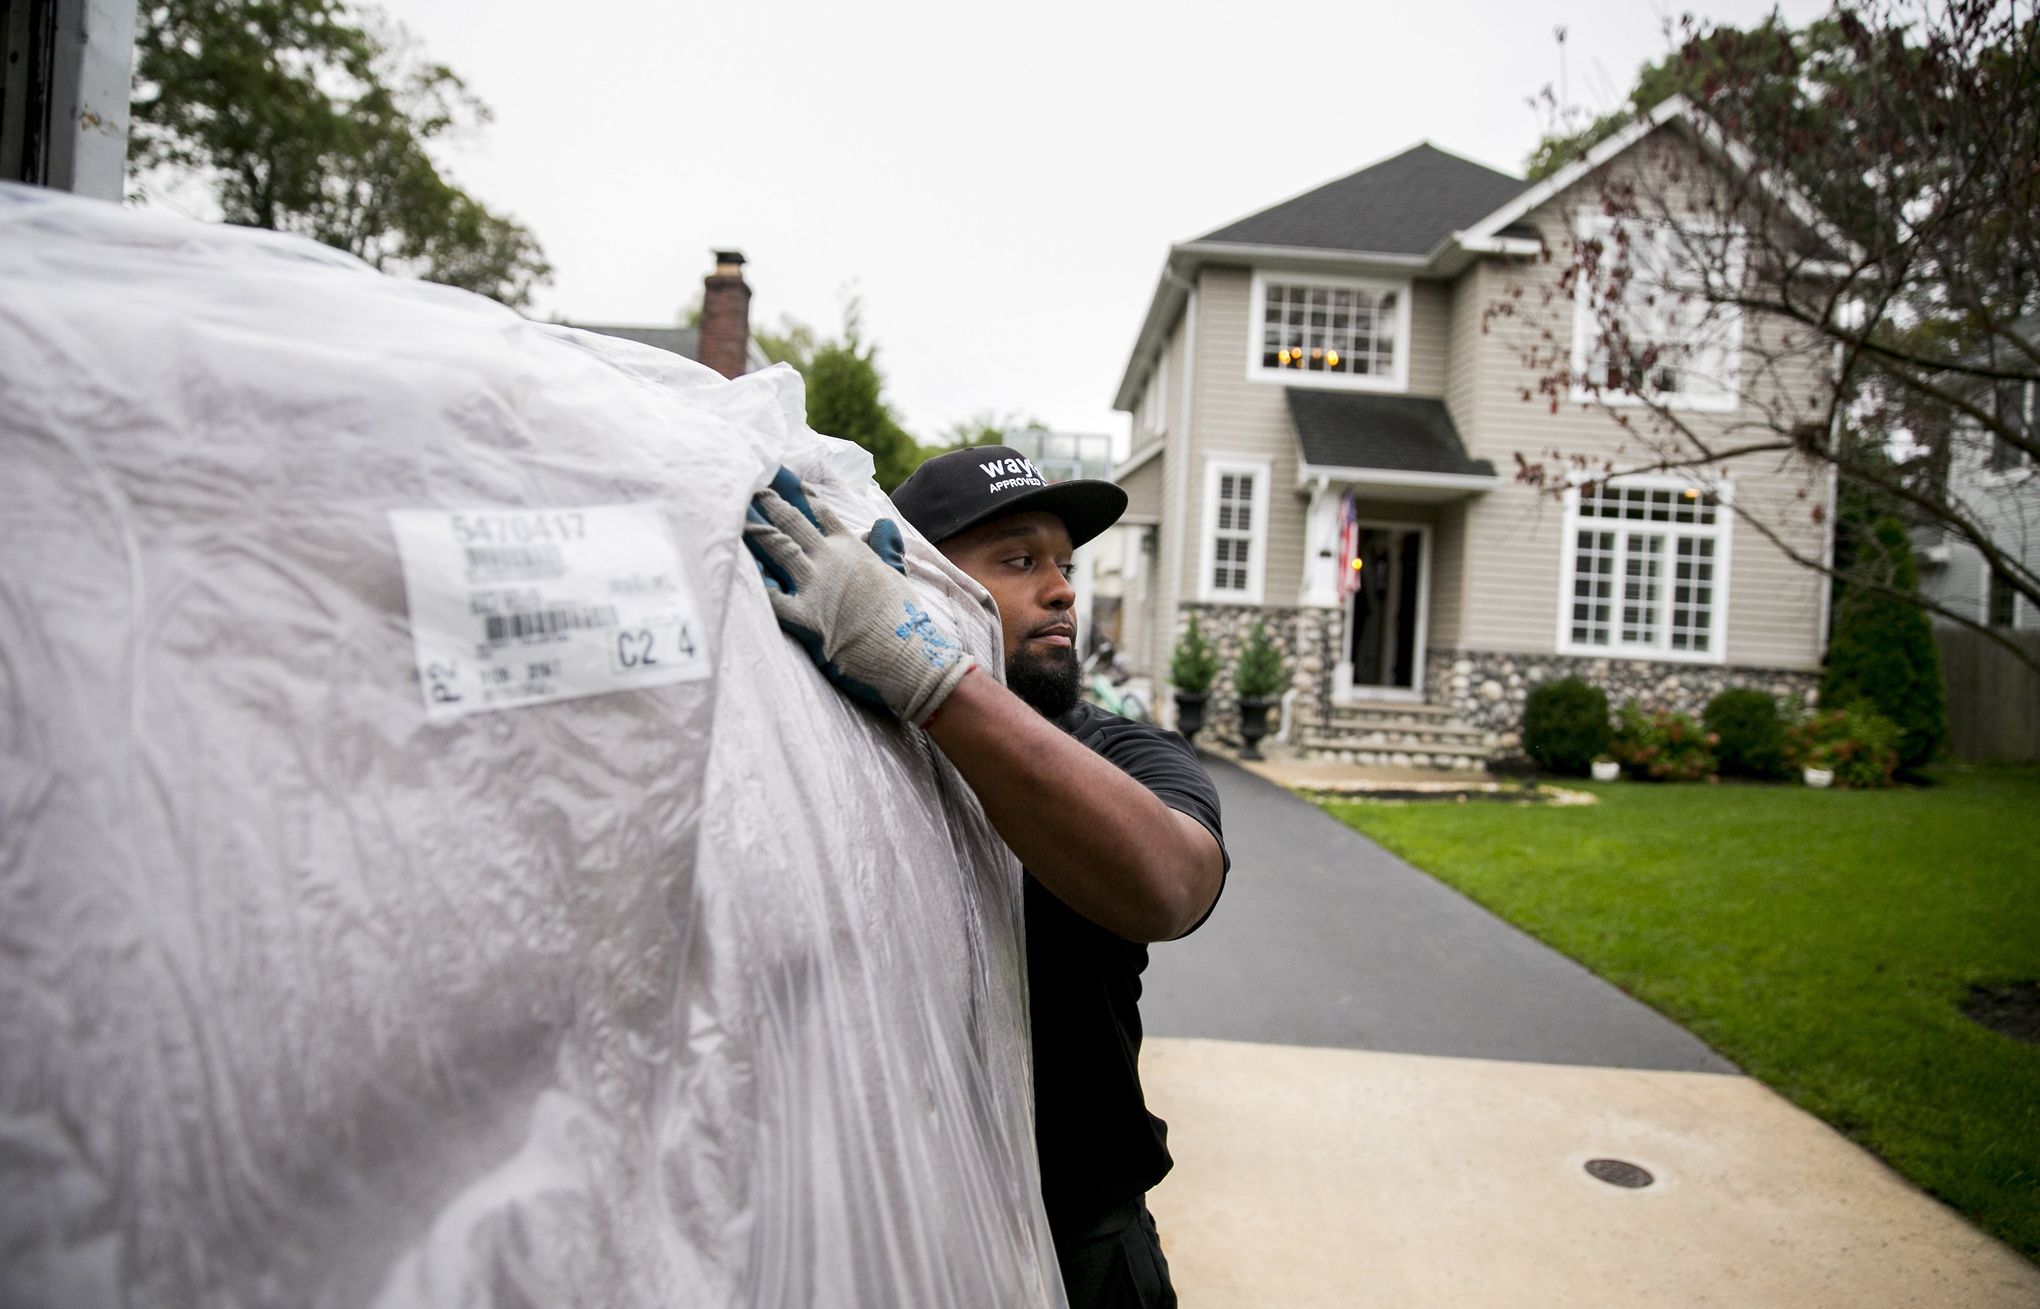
1590, 754, 1621, 782
1170, 615, 1219, 744
1232, 620, 1288, 761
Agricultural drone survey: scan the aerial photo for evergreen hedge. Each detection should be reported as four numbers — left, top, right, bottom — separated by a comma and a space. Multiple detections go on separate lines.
1705, 688, 1792, 780
1522, 677, 1611, 776
1821, 516, 1945, 771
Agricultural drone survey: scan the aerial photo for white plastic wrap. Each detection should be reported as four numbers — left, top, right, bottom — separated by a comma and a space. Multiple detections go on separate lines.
0, 184, 1063, 1308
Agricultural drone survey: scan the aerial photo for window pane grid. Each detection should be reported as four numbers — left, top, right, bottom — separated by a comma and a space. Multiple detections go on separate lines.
1211, 472, 1256, 594
1262, 281, 1399, 377
1570, 484, 1722, 655
1570, 529, 1617, 644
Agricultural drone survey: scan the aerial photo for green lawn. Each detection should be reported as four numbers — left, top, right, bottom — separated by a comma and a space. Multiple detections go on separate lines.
1323, 767, 2040, 1261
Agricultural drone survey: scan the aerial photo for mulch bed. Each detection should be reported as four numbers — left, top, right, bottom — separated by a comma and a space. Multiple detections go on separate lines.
1962, 981, 2040, 1045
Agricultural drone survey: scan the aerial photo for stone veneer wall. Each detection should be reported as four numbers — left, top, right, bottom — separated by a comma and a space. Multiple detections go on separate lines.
1174, 603, 1337, 741
1425, 647, 1822, 750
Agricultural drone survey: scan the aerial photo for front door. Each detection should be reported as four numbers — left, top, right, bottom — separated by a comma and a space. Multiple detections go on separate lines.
1340, 525, 1426, 697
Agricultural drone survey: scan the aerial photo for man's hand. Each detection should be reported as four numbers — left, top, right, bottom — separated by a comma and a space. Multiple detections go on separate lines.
744, 469, 976, 726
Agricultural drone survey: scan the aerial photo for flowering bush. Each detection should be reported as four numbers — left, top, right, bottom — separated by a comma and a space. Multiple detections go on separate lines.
1787, 707, 1902, 788
1610, 702, 1720, 782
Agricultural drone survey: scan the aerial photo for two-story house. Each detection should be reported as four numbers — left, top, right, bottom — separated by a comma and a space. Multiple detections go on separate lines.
1109, 97, 1834, 767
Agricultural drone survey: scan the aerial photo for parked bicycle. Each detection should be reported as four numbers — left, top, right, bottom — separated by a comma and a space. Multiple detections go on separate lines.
1081, 639, 1150, 722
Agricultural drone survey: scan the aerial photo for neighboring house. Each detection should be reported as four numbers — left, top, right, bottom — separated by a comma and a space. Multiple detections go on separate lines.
1109, 97, 1836, 767
570, 250, 770, 379
1915, 313, 2040, 634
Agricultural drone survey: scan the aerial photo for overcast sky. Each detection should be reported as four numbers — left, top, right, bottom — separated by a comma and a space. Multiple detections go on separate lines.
374, 0, 1833, 455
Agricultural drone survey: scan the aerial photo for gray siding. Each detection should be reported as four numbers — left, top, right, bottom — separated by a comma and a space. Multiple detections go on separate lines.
1181, 267, 1308, 606
1450, 124, 1830, 669
1117, 450, 1164, 520
1177, 268, 1459, 610
1408, 279, 1451, 398
1918, 424, 2040, 630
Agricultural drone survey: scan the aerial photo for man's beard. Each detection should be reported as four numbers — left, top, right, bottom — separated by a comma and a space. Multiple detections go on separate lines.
1007, 644, 1081, 717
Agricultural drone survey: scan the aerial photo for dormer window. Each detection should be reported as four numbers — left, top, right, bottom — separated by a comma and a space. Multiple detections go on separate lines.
1248, 273, 1411, 392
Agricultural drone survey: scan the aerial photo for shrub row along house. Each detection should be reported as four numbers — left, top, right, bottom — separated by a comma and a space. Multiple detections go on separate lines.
1107, 97, 1837, 767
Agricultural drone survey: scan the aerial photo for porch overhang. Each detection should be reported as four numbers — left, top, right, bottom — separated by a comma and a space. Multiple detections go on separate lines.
1297, 463, 1502, 503
1287, 389, 1500, 502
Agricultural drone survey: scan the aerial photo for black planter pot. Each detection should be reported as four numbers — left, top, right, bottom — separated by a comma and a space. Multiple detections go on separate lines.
1173, 691, 1208, 744
1237, 695, 1277, 760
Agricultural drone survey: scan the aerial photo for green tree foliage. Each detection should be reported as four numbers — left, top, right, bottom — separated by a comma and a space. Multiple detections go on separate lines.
1169, 615, 1218, 695
1521, 676, 1611, 776
1232, 621, 1288, 700
129, 0, 550, 308
1821, 516, 1946, 771
781, 303, 924, 491
1704, 688, 1792, 780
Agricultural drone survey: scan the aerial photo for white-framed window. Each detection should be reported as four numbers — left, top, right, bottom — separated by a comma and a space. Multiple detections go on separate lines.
1986, 380, 2033, 475
1572, 212, 1743, 411
1986, 566, 2022, 630
1558, 475, 1733, 661
1140, 351, 1169, 437
1199, 456, 1271, 603
1247, 272, 1411, 392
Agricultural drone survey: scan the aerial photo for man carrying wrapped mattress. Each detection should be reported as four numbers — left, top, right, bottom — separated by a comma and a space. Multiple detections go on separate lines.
745, 449, 1229, 1309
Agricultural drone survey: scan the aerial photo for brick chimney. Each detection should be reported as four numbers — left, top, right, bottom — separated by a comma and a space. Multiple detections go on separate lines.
698, 250, 752, 379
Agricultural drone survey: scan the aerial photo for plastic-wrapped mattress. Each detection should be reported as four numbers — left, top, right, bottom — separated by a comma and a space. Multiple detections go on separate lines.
0, 184, 1061, 1308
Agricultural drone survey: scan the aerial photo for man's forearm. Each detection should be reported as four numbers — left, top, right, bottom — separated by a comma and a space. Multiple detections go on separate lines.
924, 668, 1223, 943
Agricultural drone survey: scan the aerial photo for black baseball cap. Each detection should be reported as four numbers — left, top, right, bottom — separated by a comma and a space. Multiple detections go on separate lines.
890, 445, 1128, 548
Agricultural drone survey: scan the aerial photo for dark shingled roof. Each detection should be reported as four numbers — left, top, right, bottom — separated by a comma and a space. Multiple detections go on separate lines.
572, 324, 702, 359
1198, 144, 1530, 256
1287, 390, 1496, 477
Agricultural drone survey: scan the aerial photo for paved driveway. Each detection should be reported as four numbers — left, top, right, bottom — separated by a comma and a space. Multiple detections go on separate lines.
1144, 758, 1732, 1072
1135, 760, 2040, 1307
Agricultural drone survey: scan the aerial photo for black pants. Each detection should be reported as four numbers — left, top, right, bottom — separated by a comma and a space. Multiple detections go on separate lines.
1053, 1197, 1177, 1309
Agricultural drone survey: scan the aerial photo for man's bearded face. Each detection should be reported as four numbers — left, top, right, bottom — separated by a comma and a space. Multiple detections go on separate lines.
1007, 632, 1080, 717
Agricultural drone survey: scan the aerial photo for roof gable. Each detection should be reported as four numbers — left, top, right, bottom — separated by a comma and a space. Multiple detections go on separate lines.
1197, 143, 1530, 257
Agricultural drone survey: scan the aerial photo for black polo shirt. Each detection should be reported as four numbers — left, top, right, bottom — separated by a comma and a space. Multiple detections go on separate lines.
1026, 701, 1228, 1236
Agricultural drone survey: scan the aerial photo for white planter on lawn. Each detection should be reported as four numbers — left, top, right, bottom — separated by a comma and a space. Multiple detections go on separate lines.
1591, 760, 1621, 782
1803, 766, 1835, 789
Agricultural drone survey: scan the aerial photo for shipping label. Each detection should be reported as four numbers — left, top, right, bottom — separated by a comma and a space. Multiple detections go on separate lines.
388, 504, 710, 722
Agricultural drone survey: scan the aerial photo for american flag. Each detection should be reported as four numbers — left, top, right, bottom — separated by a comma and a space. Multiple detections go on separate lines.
1335, 489, 1360, 601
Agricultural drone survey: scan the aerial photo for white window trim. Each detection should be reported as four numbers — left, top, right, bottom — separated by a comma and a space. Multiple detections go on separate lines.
1981, 558, 2029, 630
1246, 270, 1412, 394
1569, 209, 1744, 414
1198, 453, 1272, 605
1978, 380, 2035, 485
1554, 472, 1736, 665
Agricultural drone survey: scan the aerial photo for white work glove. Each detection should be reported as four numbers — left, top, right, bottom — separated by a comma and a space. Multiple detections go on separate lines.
743, 469, 976, 726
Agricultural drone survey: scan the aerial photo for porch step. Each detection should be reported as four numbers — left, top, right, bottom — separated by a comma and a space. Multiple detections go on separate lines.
1295, 699, 1493, 771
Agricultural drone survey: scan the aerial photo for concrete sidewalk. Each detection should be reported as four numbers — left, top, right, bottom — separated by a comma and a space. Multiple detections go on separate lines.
1137, 759, 2040, 1306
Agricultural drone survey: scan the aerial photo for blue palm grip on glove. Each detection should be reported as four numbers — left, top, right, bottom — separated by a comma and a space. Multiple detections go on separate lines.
744, 467, 924, 713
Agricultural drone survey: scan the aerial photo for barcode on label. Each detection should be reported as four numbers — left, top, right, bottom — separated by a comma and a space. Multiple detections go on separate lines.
483, 604, 620, 644
467, 544, 565, 573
